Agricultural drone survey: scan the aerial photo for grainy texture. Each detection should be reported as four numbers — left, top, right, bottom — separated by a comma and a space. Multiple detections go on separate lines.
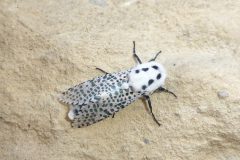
1, 0, 240, 160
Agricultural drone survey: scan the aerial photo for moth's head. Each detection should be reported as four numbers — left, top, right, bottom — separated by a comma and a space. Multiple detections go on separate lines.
128, 61, 166, 94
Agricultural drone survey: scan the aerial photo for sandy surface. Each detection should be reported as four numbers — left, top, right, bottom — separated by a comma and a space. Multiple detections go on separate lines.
1, 0, 240, 159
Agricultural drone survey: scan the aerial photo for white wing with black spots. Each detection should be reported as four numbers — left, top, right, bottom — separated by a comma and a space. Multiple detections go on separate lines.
71, 86, 141, 128
59, 71, 129, 105
59, 70, 142, 128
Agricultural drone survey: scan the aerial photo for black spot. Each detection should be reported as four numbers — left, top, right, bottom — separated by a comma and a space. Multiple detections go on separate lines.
111, 84, 116, 88
129, 86, 133, 91
157, 73, 161, 79
142, 85, 147, 90
74, 89, 78, 92
142, 68, 149, 72
152, 65, 159, 70
104, 109, 111, 115
110, 109, 114, 112
94, 96, 101, 100
135, 70, 140, 73
148, 79, 154, 86
74, 109, 78, 115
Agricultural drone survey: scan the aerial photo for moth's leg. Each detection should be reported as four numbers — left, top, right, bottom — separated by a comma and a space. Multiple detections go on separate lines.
158, 87, 177, 98
112, 113, 115, 118
144, 95, 161, 126
133, 41, 142, 64
149, 51, 161, 62
95, 67, 109, 74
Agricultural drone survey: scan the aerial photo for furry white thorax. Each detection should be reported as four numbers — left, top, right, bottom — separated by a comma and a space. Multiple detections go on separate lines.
128, 61, 166, 94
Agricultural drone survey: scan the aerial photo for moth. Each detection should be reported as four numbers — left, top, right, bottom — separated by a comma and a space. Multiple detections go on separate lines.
59, 41, 176, 128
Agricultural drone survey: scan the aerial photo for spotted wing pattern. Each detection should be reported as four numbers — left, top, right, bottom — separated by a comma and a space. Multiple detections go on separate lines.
59, 70, 142, 128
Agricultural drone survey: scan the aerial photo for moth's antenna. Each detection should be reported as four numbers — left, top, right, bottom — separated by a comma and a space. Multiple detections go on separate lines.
149, 50, 161, 62
133, 41, 142, 64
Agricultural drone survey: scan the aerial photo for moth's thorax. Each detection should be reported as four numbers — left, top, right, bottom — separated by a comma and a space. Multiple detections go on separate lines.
128, 62, 166, 94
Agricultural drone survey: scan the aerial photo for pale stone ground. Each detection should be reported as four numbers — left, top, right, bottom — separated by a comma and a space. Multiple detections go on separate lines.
1, 0, 240, 160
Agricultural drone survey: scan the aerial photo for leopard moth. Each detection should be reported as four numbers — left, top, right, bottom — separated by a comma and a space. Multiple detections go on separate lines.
59, 41, 176, 128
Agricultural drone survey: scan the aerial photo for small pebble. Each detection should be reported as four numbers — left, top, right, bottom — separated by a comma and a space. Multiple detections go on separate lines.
217, 90, 229, 99
143, 138, 150, 144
